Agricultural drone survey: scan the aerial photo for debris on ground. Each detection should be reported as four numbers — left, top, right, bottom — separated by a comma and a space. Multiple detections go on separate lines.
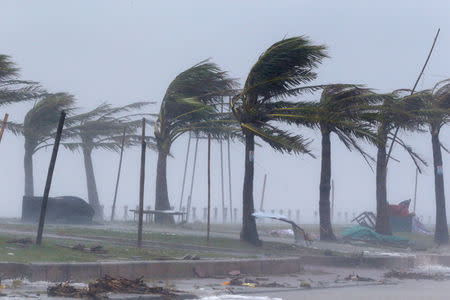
341, 226, 409, 246
300, 281, 311, 288
344, 274, 375, 282
182, 254, 200, 260
384, 269, 449, 280
57, 244, 108, 254
222, 276, 288, 288
6, 238, 32, 247
47, 275, 184, 299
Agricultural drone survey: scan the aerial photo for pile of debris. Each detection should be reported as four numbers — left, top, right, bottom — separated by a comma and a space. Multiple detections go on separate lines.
385, 269, 450, 280
48, 275, 182, 299
58, 244, 107, 254
222, 271, 288, 288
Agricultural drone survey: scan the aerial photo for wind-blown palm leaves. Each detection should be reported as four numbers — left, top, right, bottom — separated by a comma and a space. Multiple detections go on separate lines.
374, 90, 427, 235
312, 84, 379, 240
23, 93, 76, 196
0, 54, 42, 108
154, 60, 237, 224
231, 36, 327, 245
412, 79, 450, 244
61, 101, 152, 220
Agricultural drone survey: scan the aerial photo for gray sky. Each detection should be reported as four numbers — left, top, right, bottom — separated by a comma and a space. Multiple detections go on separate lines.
0, 0, 449, 224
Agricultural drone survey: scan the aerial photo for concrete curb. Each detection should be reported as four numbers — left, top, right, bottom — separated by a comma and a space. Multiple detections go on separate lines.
0, 255, 447, 282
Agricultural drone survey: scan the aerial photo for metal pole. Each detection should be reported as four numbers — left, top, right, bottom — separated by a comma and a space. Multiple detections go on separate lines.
386, 28, 440, 166
36, 111, 66, 245
111, 128, 126, 221
0, 113, 9, 145
207, 134, 211, 241
413, 167, 419, 213
137, 118, 146, 248
179, 132, 192, 211
186, 136, 199, 222
259, 174, 267, 211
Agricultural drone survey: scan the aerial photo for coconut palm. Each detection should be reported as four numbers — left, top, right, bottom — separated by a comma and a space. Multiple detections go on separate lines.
414, 79, 450, 244
313, 84, 379, 240
374, 90, 426, 235
154, 60, 237, 224
0, 54, 42, 108
23, 93, 76, 196
61, 102, 152, 220
231, 36, 327, 245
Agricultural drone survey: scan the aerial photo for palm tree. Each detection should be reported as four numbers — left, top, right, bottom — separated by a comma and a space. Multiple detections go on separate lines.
231, 36, 327, 245
62, 102, 151, 220
314, 85, 379, 240
154, 60, 236, 224
414, 79, 450, 244
374, 90, 426, 235
0, 54, 42, 108
23, 93, 76, 196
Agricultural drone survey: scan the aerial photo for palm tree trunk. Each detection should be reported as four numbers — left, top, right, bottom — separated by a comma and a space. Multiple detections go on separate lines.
24, 139, 34, 196
82, 147, 103, 220
375, 125, 391, 235
319, 130, 336, 240
155, 149, 175, 224
431, 128, 449, 244
240, 133, 261, 246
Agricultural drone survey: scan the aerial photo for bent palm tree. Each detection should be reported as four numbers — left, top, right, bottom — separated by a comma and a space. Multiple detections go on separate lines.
154, 61, 236, 224
374, 90, 426, 235
62, 102, 152, 220
231, 36, 327, 245
0, 54, 42, 107
314, 85, 379, 240
23, 93, 76, 196
414, 79, 450, 244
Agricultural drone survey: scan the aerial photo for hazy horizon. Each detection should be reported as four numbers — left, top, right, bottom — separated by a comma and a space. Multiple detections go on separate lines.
1, 0, 449, 224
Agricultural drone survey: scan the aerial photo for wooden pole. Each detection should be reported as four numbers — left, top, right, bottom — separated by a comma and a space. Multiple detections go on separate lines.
36, 111, 66, 245
219, 98, 225, 222
227, 96, 233, 223
331, 179, 335, 223
0, 113, 9, 145
137, 118, 146, 248
386, 28, 440, 166
111, 128, 126, 222
186, 136, 199, 222
207, 134, 211, 242
259, 174, 267, 211
179, 132, 191, 211
413, 167, 419, 212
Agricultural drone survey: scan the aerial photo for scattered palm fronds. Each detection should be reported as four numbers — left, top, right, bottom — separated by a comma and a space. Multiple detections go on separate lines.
385, 269, 449, 280
57, 244, 107, 254
48, 275, 182, 299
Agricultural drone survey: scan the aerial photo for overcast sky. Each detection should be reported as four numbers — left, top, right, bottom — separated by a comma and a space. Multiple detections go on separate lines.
0, 0, 449, 224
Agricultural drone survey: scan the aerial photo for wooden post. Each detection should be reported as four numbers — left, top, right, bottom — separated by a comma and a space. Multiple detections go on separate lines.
137, 118, 146, 248
0, 113, 9, 145
179, 132, 191, 211
413, 167, 419, 212
36, 111, 66, 245
259, 174, 267, 211
331, 179, 335, 222
386, 28, 440, 166
111, 128, 126, 221
207, 134, 211, 242
186, 136, 199, 222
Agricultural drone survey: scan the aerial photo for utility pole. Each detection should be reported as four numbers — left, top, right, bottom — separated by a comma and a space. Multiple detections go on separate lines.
259, 174, 267, 211
36, 111, 65, 245
0, 113, 8, 145
111, 128, 126, 221
137, 118, 146, 248
207, 134, 211, 242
